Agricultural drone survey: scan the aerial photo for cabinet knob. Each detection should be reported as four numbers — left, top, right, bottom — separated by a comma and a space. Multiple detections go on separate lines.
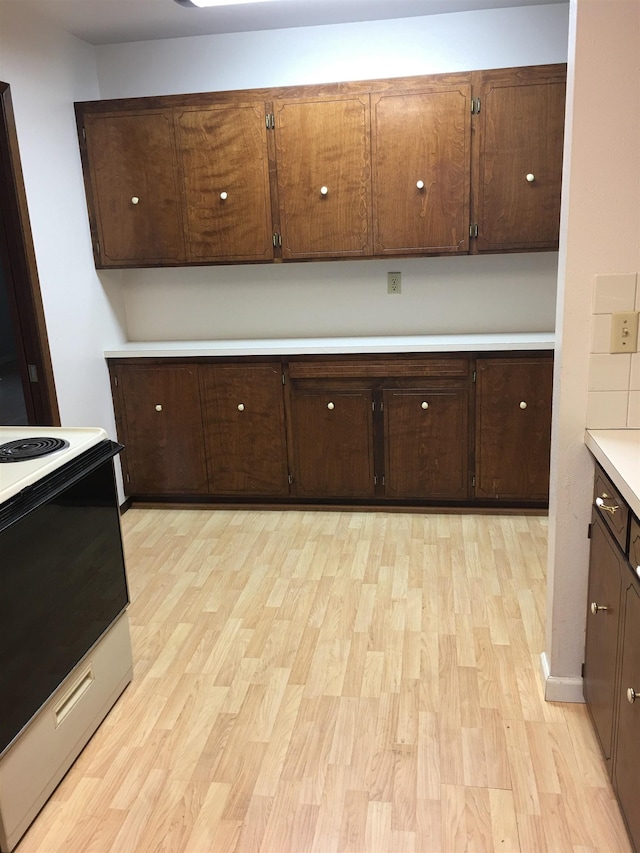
327, 401, 335, 410
155, 404, 163, 412
320, 186, 329, 196
421, 401, 429, 410
596, 496, 619, 514
519, 401, 527, 409
628, 687, 638, 704
526, 173, 535, 183
590, 601, 608, 615
220, 191, 228, 200
416, 180, 425, 190
131, 196, 140, 205
237, 403, 245, 411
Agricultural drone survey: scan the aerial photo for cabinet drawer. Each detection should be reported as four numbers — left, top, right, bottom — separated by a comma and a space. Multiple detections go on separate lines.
288, 358, 470, 380
593, 466, 629, 552
629, 515, 640, 578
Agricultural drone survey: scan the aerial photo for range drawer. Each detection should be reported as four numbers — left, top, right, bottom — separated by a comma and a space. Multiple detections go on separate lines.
593, 465, 629, 552
629, 514, 640, 579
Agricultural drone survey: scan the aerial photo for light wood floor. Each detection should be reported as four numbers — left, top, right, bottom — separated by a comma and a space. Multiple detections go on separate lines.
18, 509, 632, 853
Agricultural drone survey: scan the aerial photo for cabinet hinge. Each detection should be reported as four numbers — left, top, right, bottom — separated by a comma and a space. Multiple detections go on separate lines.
27, 364, 39, 383
272, 233, 282, 247
95, 240, 100, 255
82, 126, 86, 140
126, 472, 130, 483
372, 401, 375, 412
382, 475, 385, 486
472, 474, 476, 487
472, 370, 476, 383
282, 372, 286, 385
587, 523, 592, 539
471, 97, 481, 114
288, 473, 293, 485
266, 113, 275, 130
114, 375, 119, 387
469, 223, 478, 239
374, 474, 378, 486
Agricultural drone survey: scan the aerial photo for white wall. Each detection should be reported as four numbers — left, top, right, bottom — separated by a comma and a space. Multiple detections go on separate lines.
544, 0, 640, 698
94, 3, 569, 343
0, 3, 128, 433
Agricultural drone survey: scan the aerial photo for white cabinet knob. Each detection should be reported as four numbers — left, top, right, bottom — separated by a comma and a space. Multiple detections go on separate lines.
237, 403, 245, 411
421, 401, 429, 410
519, 401, 527, 409
155, 404, 163, 412
526, 173, 535, 183
590, 601, 608, 615
131, 196, 140, 204
220, 191, 228, 200
416, 180, 425, 190
327, 401, 334, 410
627, 687, 638, 705
320, 186, 328, 196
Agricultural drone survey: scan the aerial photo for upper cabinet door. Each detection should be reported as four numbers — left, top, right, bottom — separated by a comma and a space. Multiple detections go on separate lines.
472, 65, 566, 253
273, 95, 373, 259
175, 103, 274, 263
82, 110, 185, 266
372, 81, 471, 255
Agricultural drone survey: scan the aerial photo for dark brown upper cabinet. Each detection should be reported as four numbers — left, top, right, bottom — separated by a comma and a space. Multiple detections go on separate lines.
174, 103, 274, 263
81, 110, 186, 267
273, 94, 373, 259
471, 64, 566, 253
371, 77, 471, 255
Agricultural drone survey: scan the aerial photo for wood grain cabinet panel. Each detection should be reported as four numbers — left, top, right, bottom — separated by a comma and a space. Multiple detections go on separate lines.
372, 82, 471, 255
274, 95, 373, 259
112, 364, 207, 495
472, 65, 566, 253
199, 364, 289, 496
584, 511, 624, 767
475, 356, 553, 501
289, 388, 375, 498
175, 103, 274, 262
82, 110, 185, 266
383, 387, 469, 499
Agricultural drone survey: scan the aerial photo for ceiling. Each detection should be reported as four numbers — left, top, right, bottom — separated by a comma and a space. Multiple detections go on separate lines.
0, 0, 568, 46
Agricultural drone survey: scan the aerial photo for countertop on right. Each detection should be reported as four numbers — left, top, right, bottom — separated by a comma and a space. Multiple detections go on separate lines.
585, 429, 640, 518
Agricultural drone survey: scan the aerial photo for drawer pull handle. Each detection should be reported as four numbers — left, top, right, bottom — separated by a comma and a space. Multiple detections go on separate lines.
596, 496, 619, 514
237, 403, 245, 412
421, 401, 429, 410
327, 401, 335, 410
155, 404, 163, 412
628, 688, 638, 704
590, 602, 608, 615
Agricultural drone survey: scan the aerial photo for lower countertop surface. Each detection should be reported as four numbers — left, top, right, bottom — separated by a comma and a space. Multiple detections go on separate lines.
585, 429, 640, 519
104, 332, 555, 359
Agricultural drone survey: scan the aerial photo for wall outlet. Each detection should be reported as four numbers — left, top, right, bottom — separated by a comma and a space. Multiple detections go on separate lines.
387, 272, 401, 294
610, 311, 639, 353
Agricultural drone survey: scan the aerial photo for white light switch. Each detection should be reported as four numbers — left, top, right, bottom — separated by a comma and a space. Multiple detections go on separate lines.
610, 311, 639, 353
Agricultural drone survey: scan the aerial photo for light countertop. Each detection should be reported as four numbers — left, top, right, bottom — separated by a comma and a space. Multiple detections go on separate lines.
585, 429, 640, 519
105, 332, 555, 359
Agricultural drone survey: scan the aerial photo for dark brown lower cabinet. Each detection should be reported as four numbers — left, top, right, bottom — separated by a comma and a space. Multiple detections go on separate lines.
288, 388, 375, 498
475, 356, 553, 501
110, 363, 208, 495
383, 386, 469, 499
584, 465, 640, 853
199, 363, 289, 496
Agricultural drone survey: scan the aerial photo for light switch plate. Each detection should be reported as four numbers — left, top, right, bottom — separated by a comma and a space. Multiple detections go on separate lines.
610, 311, 639, 353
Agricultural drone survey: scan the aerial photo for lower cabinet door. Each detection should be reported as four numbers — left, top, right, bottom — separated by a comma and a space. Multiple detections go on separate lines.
383, 387, 469, 499
475, 357, 552, 501
614, 581, 640, 850
116, 364, 208, 495
290, 388, 375, 498
584, 512, 624, 770
199, 364, 289, 496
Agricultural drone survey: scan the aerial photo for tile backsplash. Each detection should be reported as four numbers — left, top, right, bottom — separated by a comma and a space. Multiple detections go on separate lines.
588, 272, 640, 428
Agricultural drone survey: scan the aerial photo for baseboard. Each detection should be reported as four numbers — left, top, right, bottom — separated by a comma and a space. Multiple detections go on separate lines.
540, 652, 585, 703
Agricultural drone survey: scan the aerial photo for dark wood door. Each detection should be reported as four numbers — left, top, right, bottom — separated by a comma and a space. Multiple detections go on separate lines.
274, 95, 372, 259
614, 580, 640, 850
372, 80, 471, 255
82, 111, 185, 266
472, 65, 566, 252
114, 364, 207, 495
475, 357, 553, 501
199, 364, 289, 496
584, 512, 624, 769
290, 388, 375, 497
175, 103, 274, 263
383, 387, 469, 499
